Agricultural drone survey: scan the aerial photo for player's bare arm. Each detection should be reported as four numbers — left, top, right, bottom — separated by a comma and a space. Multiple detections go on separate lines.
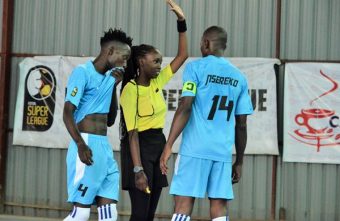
63, 102, 93, 165
232, 114, 248, 184
160, 96, 194, 175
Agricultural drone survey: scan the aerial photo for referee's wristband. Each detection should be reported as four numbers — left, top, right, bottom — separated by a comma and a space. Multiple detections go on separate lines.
177, 19, 187, 33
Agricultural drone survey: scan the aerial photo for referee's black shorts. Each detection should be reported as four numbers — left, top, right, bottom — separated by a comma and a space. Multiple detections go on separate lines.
121, 128, 168, 190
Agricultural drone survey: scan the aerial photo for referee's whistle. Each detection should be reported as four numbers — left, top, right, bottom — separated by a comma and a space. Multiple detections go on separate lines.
145, 187, 151, 194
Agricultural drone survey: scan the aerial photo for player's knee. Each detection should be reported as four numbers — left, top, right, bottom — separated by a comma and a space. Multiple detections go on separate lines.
97, 203, 117, 221
171, 214, 190, 221
63, 206, 90, 221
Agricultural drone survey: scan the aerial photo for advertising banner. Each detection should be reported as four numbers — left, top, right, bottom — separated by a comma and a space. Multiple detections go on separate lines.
13, 56, 279, 155
283, 63, 340, 164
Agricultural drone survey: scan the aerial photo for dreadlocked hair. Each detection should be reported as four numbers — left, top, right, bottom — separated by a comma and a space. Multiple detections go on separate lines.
119, 44, 158, 141
100, 28, 133, 47
121, 44, 158, 89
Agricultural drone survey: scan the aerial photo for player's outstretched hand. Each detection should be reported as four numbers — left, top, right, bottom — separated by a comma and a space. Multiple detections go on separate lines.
166, 0, 185, 21
160, 143, 172, 175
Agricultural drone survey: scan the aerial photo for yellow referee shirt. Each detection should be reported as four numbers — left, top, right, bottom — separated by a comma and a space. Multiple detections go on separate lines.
120, 64, 173, 132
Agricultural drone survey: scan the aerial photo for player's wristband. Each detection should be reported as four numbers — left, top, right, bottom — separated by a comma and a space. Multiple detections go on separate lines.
177, 20, 187, 33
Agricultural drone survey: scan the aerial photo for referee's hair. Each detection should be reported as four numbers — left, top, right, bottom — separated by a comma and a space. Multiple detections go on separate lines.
100, 28, 133, 47
121, 44, 158, 89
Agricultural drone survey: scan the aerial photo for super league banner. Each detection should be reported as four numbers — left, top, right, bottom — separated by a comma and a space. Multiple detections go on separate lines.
14, 56, 279, 155
283, 63, 340, 164
13, 56, 63, 147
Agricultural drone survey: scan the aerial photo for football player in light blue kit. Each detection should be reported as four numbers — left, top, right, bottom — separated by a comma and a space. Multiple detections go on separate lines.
160, 26, 254, 221
63, 28, 132, 221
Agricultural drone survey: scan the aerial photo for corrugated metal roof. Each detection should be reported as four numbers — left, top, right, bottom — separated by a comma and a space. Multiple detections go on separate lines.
277, 160, 340, 221
12, 0, 277, 58
281, 0, 340, 60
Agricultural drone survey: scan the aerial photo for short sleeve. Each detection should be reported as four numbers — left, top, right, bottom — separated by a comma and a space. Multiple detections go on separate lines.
154, 64, 173, 89
181, 63, 198, 97
65, 67, 87, 107
120, 82, 138, 131
235, 78, 254, 115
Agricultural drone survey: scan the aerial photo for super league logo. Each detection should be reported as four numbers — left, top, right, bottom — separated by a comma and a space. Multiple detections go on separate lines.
289, 70, 340, 152
22, 65, 56, 131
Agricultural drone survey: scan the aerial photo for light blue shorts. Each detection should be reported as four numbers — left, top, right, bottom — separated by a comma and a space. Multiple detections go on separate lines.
66, 133, 119, 205
170, 155, 234, 199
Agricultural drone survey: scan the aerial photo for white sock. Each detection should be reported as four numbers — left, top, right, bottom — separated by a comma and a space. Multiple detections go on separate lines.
212, 216, 229, 221
97, 203, 117, 221
171, 213, 191, 221
63, 206, 90, 221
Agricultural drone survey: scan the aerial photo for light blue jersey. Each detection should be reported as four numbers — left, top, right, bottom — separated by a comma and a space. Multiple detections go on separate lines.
65, 60, 116, 123
180, 55, 253, 162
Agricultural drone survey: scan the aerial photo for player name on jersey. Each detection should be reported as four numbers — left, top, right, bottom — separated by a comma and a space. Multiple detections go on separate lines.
205, 74, 239, 87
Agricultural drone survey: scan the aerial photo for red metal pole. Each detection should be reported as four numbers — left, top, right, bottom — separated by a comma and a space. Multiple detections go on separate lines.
0, 0, 14, 212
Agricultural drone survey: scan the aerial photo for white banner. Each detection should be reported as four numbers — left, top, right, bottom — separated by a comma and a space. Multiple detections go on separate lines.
13, 56, 279, 155
283, 63, 340, 164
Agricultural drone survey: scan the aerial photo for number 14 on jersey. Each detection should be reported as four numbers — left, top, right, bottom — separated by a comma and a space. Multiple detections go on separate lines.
208, 95, 234, 121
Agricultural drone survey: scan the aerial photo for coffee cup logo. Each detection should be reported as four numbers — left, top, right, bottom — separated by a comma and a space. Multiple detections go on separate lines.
295, 108, 334, 134
289, 69, 340, 152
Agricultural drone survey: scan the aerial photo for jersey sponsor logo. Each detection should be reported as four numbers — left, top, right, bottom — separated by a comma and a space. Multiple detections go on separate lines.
205, 74, 238, 87
71, 87, 78, 97
182, 81, 197, 94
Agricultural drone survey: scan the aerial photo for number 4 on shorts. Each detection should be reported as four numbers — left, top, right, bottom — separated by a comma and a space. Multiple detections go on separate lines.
78, 184, 88, 197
